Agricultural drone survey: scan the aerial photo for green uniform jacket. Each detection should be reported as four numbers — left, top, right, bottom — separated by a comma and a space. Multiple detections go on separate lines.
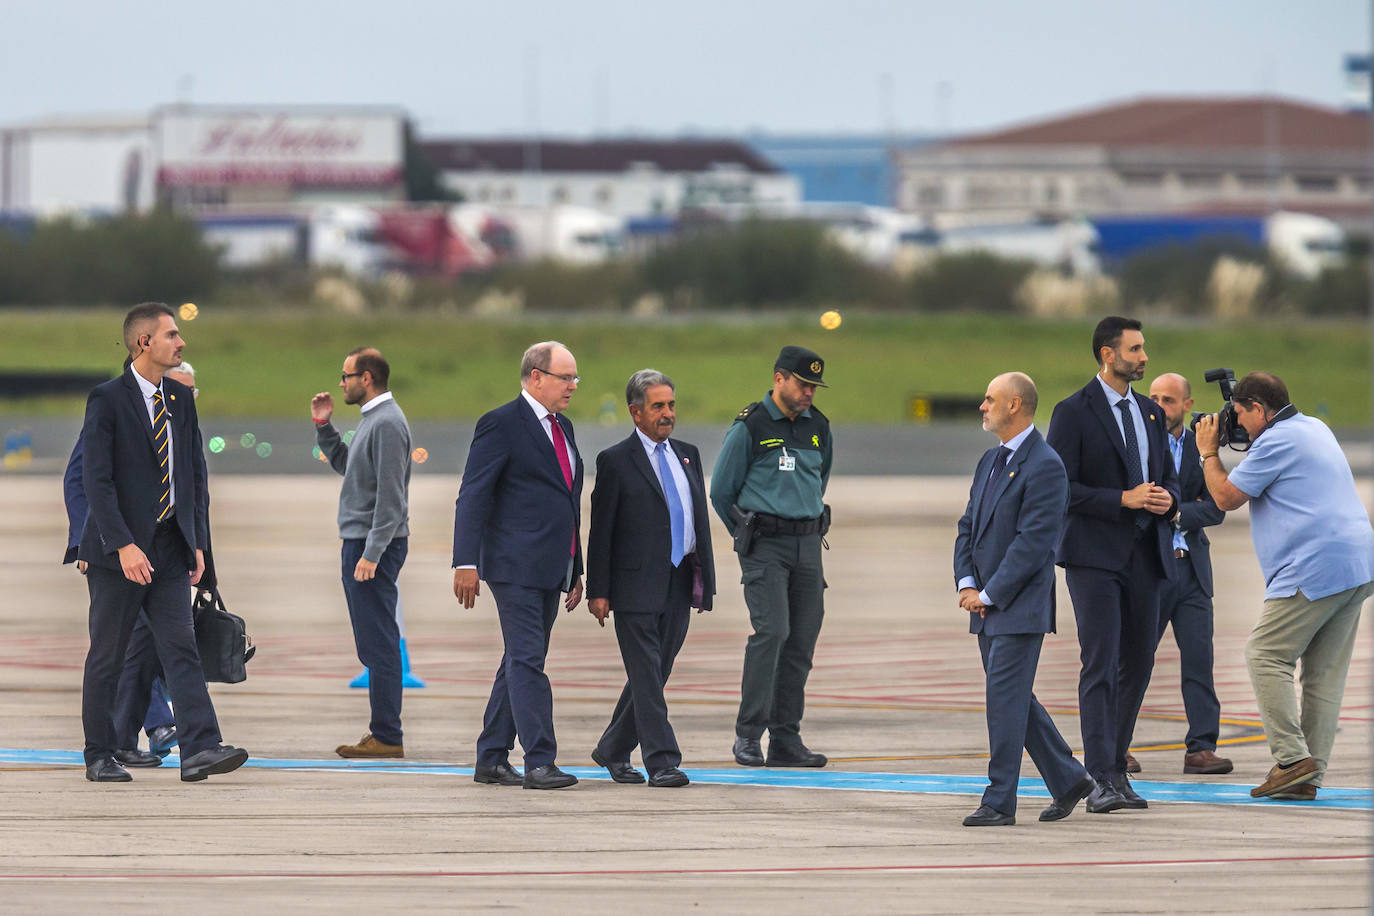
710, 392, 832, 534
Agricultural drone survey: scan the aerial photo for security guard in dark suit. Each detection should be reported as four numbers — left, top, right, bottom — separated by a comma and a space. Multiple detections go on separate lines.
710, 346, 833, 768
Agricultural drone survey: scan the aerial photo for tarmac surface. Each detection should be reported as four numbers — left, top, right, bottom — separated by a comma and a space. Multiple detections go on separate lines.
1, 472, 1370, 913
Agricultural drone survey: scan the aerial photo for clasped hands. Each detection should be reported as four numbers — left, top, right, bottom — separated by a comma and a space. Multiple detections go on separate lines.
959, 586, 988, 618
1123, 481, 1173, 515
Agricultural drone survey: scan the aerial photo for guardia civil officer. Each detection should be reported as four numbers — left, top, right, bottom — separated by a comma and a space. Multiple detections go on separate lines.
710, 346, 833, 768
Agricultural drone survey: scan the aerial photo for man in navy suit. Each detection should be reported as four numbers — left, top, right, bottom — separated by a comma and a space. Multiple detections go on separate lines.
453, 341, 586, 790
586, 370, 716, 789
1046, 316, 1179, 813
78, 302, 247, 783
1141, 372, 1231, 776
955, 372, 1094, 827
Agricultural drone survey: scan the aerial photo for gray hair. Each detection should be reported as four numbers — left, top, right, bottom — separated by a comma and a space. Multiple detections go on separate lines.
167, 360, 195, 380
520, 340, 569, 380
626, 369, 674, 408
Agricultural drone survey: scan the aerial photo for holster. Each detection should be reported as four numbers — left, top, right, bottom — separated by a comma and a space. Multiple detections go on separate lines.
728, 504, 758, 557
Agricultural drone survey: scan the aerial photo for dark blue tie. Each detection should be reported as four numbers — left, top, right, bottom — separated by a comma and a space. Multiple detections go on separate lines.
656, 442, 686, 567
978, 446, 1010, 523
1116, 398, 1144, 488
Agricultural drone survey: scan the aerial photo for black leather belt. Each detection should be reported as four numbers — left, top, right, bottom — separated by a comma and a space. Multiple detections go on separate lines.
1174, 548, 1189, 559
754, 513, 822, 536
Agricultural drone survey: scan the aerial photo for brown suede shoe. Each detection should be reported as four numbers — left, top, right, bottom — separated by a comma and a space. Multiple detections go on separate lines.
336, 734, 403, 759
1183, 748, 1234, 774
1124, 752, 1141, 773
1271, 783, 1318, 801
1251, 756, 1318, 798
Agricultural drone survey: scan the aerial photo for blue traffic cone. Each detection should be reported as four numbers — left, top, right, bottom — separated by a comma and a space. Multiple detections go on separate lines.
349, 639, 425, 688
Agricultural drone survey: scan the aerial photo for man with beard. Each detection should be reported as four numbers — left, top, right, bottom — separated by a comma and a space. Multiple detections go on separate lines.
1046, 317, 1178, 813
312, 347, 413, 758
711, 346, 833, 769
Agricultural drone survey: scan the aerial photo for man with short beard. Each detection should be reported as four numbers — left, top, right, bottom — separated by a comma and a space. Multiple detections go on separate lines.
312, 347, 413, 759
711, 346, 833, 769
1046, 317, 1178, 813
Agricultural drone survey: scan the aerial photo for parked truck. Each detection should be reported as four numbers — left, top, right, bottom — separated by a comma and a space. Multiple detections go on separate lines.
1090, 211, 1344, 278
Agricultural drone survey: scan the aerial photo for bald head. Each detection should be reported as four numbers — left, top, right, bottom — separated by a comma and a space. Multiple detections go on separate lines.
1149, 372, 1193, 436
981, 372, 1038, 442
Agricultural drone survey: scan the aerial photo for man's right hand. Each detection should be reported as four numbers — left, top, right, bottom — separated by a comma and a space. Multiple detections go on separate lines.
1122, 482, 1154, 510
588, 597, 609, 627
453, 568, 481, 609
75, 560, 88, 574
311, 392, 334, 424
117, 543, 153, 585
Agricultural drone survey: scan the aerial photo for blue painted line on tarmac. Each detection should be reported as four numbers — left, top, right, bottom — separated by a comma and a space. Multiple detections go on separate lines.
4, 748, 1367, 810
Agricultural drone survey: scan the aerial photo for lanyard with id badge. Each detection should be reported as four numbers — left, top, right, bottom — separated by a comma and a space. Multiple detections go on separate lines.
778, 445, 796, 472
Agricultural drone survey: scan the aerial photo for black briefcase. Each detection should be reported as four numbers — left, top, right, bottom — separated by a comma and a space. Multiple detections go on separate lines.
193, 587, 256, 684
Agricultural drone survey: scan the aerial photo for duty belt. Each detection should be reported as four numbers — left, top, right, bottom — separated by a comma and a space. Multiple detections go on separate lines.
754, 512, 823, 536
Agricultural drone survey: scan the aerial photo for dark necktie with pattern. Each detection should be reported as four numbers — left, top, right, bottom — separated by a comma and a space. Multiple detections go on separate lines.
1117, 397, 1149, 530
152, 388, 172, 521
978, 446, 1010, 526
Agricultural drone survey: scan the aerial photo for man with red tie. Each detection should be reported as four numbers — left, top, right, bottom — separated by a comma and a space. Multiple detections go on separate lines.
453, 341, 586, 789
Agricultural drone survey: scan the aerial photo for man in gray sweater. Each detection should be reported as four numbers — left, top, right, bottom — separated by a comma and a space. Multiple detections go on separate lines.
311, 347, 413, 758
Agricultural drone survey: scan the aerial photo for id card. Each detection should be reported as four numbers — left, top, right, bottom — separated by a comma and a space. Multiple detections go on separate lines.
778, 446, 796, 472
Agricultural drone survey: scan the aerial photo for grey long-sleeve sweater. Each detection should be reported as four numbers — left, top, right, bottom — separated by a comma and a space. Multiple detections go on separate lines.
316, 397, 412, 562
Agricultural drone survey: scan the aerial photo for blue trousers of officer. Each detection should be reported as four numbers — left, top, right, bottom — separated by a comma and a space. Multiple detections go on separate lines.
978, 631, 1088, 816
1155, 555, 1221, 751
340, 537, 407, 747
477, 581, 562, 768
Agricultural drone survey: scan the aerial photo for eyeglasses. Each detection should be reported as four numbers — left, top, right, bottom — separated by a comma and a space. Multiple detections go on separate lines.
537, 369, 580, 385
341, 372, 364, 382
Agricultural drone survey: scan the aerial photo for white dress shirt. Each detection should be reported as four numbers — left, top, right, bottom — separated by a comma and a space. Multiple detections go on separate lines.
635, 427, 696, 556
132, 366, 174, 509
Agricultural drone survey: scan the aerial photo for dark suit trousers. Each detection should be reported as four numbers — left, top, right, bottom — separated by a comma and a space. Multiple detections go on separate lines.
736, 533, 825, 741
82, 524, 221, 764
1155, 557, 1221, 751
596, 558, 693, 773
978, 632, 1087, 816
341, 537, 407, 746
477, 582, 561, 768
112, 613, 176, 749
1065, 542, 1161, 781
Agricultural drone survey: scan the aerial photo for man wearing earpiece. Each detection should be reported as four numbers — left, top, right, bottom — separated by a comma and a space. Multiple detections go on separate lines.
1195, 371, 1374, 802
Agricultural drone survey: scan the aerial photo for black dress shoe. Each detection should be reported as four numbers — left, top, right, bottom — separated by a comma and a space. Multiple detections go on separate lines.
732, 736, 764, 767
591, 748, 645, 784
1039, 775, 1095, 822
648, 767, 690, 788
113, 748, 163, 768
180, 745, 249, 782
85, 756, 132, 783
523, 764, 578, 789
1085, 781, 1127, 813
147, 724, 177, 757
1111, 772, 1148, 809
474, 762, 523, 786
765, 740, 827, 768
962, 804, 1015, 827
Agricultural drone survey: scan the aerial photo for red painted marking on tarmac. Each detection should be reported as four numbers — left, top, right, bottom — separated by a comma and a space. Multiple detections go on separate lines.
0, 854, 1367, 881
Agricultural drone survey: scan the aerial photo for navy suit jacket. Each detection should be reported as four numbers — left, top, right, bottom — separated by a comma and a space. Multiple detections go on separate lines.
63, 434, 87, 564
586, 433, 716, 614
954, 428, 1068, 636
452, 395, 584, 590
77, 369, 208, 571
1173, 428, 1225, 597
1046, 379, 1179, 575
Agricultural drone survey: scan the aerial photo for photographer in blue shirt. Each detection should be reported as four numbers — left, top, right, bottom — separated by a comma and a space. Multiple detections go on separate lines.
1195, 372, 1374, 802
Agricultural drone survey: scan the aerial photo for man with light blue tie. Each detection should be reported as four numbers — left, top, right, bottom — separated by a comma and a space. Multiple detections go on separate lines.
1046, 317, 1179, 813
585, 370, 716, 788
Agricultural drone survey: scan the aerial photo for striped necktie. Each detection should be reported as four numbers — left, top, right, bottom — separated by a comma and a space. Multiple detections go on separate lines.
152, 389, 172, 521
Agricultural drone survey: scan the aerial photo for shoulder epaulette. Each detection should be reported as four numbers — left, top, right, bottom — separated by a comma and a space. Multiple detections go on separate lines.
733, 401, 762, 422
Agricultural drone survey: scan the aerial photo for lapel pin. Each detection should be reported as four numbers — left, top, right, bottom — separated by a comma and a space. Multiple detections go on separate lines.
170, 394, 177, 401
1149, 413, 1155, 420
683, 457, 690, 464
1009, 471, 1016, 478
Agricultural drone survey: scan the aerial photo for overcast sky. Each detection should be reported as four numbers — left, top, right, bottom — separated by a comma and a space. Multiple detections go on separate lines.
2, 0, 1367, 137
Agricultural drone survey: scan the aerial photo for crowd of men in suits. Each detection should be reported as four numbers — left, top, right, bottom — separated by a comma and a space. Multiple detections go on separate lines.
72, 305, 1371, 826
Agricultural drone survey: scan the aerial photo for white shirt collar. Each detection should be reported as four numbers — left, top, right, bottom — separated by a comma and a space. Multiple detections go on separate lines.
635, 427, 672, 456
1001, 423, 1036, 455
131, 365, 161, 399
360, 390, 395, 414
521, 387, 553, 422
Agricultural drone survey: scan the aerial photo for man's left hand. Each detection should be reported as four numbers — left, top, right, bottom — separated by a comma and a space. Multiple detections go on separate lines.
1144, 483, 1174, 516
588, 597, 609, 627
190, 549, 205, 586
565, 577, 583, 612
354, 557, 377, 582
1194, 412, 1220, 454
959, 587, 987, 616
